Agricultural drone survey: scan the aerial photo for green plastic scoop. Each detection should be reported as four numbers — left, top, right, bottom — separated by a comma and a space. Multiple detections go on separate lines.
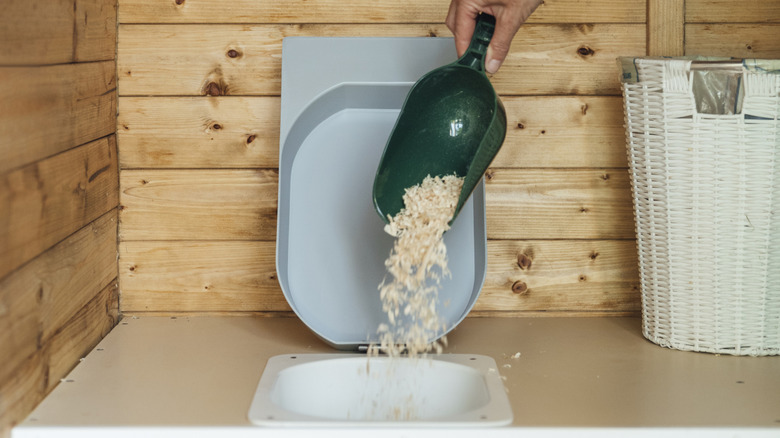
373, 13, 507, 224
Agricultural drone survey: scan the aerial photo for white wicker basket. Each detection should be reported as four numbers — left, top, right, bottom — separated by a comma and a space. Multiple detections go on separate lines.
620, 57, 780, 356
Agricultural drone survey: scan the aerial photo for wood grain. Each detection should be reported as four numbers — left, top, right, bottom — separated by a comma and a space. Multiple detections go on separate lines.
118, 97, 280, 168
0, 0, 73, 65
117, 0, 645, 24
0, 280, 118, 436
496, 96, 627, 168
0, 351, 46, 438
74, 0, 119, 62
118, 239, 639, 314
0, 137, 119, 279
0, 0, 117, 66
647, 0, 684, 56
119, 169, 278, 241
117, 95, 626, 169
119, 168, 634, 241
117, 24, 644, 96
686, 0, 780, 23
119, 241, 288, 312
45, 281, 120, 388
0, 61, 116, 174
0, 210, 118, 388
685, 24, 780, 58
477, 240, 640, 312
494, 24, 645, 95
485, 168, 635, 240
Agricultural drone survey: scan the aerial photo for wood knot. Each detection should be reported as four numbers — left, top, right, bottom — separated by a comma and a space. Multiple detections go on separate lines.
516, 122, 525, 129
226, 49, 241, 58
204, 81, 223, 96
577, 46, 595, 57
129, 265, 136, 272
485, 169, 495, 181
589, 251, 599, 260
211, 123, 222, 130
600, 173, 610, 181
174, 0, 184, 5
511, 281, 528, 295
578, 275, 587, 282
581, 103, 588, 115
246, 134, 256, 144
516, 253, 532, 270
427, 30, 437, 37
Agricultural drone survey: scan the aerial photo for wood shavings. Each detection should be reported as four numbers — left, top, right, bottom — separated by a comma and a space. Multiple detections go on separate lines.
372, 174, 464, 357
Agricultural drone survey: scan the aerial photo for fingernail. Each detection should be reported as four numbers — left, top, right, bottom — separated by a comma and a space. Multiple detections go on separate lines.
487, 59, 502, 74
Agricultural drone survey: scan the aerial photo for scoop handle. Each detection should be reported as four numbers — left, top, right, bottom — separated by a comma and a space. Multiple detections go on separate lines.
456, 13, 496, 72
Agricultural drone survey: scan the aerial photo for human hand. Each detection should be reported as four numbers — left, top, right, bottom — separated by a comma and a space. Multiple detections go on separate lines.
446, 0, 543, 74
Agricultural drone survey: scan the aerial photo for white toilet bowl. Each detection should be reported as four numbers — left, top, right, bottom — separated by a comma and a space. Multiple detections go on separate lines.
248, 354, 513, 427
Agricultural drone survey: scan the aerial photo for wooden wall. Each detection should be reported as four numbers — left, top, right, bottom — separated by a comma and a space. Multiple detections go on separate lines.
114, 0, 779, 318
1, 0, 779, 434
116, 0, 642, 317
0, 0, 119, 436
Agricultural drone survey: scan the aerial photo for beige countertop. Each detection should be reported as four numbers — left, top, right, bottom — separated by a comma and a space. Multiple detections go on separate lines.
13, 316, 780, 437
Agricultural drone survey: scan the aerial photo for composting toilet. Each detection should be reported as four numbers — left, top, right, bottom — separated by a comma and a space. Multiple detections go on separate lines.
247, 37, 512, 426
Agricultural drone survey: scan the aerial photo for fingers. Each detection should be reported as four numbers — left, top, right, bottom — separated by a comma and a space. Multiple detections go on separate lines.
446, 2, 479, 57
485, 10, 522, 74
447, 0, 542, 73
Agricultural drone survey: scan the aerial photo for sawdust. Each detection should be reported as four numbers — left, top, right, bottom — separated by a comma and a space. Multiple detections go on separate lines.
370, 174, 464, 357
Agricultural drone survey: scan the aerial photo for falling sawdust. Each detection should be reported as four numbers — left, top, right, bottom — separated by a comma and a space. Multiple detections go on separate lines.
369, 174, 464, 357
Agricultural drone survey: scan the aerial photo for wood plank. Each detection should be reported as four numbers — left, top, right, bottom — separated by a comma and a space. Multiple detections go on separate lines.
0, 61, 116, 173
685, 24, 780, 58
477, 240, 640, 312
647, 0, 684, 56
45, 281, 119, 390
485, 168, 635, 240
119, 168, 634, 241
497, 24, 645, 95
118, 239, 638, 313
0, 210, 118, 388
686, 0, 780, 23
0, 280, 118, 436
119, 169, 278, 240
75, 0, 119, 62
117, 24, 645, 96
117, 95, 626, 169
117, 97, 280, 168
0, 137, 119, 279
495, 96, 627, 168
0, 0, 117, 65
0, 0, 73, 65
0, 350, 46, 438
117, 0, 645, 24
119, 241, 288, 312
